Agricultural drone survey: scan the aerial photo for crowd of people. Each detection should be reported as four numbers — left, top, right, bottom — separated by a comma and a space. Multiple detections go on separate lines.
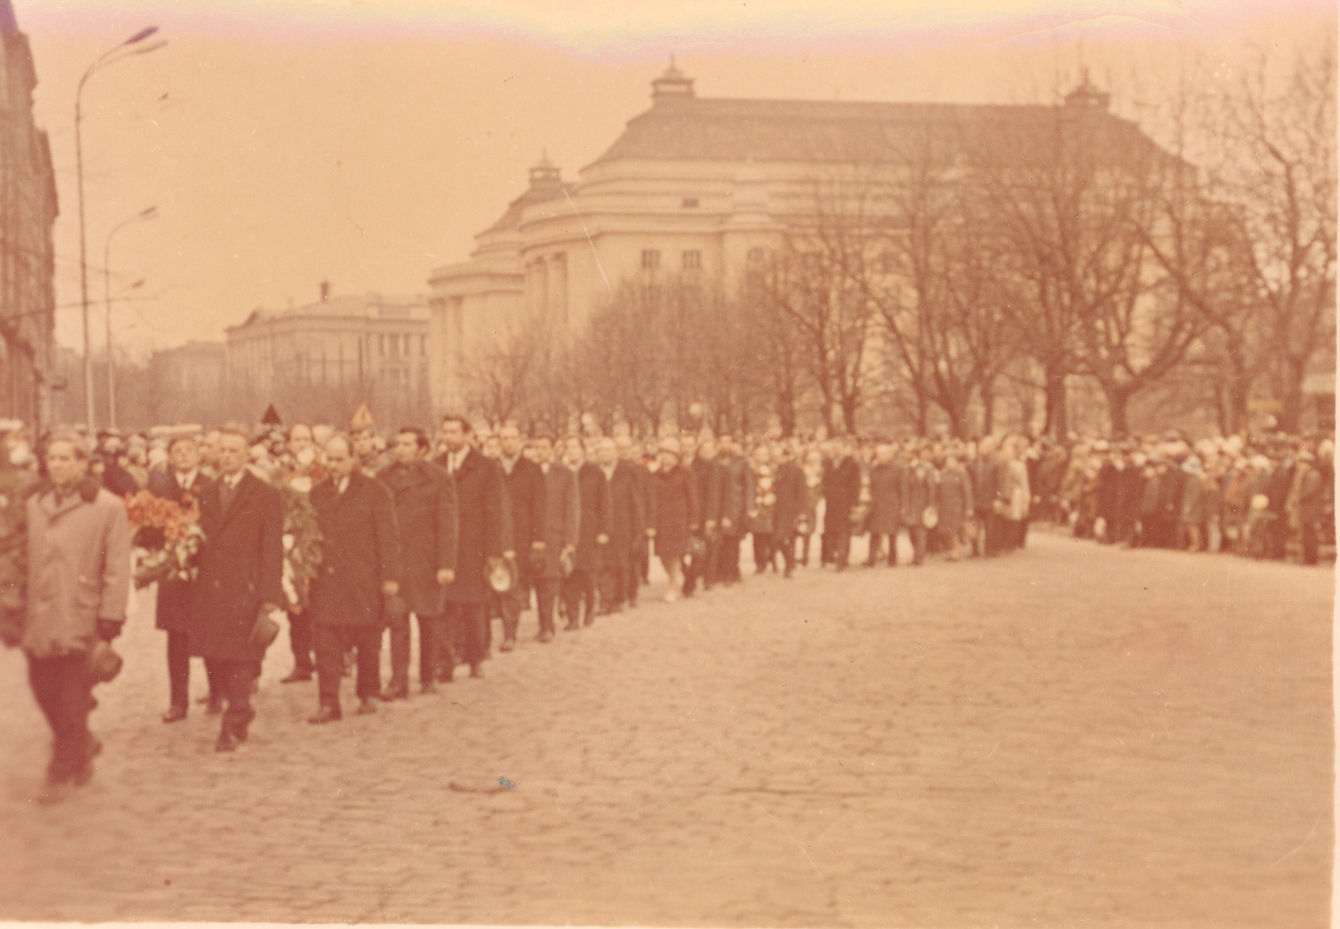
0, 412, 1332, 802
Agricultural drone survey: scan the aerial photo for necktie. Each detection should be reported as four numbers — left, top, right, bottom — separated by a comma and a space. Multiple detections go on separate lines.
220, 478, 235, 511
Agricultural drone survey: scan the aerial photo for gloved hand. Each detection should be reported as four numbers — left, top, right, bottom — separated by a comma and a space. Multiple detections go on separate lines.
96, 619, 124, 642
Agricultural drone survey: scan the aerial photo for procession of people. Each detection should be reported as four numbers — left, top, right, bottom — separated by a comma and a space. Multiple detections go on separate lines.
0, 411, 1333, 802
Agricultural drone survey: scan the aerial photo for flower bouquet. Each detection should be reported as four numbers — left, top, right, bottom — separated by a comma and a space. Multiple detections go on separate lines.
125, 490, 205, 589
276, 483, 323, 611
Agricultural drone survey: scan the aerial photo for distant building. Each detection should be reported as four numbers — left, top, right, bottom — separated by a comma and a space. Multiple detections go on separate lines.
427, 64, 1161, 416
147, 341, 226, 427
225, 286, 431, 429
0, 0, 59, 428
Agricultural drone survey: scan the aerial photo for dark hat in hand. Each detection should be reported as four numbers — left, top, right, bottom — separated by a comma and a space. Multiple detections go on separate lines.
87, 641, 123, 683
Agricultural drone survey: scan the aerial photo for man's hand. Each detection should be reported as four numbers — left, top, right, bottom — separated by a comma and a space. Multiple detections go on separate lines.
721, 518, 732, 530
503, 549, 516, 560
705, 520, 717, 531
382, 581, 400, 597
646, 528, 656, 539
436, 569, 455, 586
596, 533, 609, 545
261, 602, 281, 615
748, 510, 758, 520
562, 544, 576, 555
486, 556, 504, 571
532, 540, 547, 551
96, 619, 123, 642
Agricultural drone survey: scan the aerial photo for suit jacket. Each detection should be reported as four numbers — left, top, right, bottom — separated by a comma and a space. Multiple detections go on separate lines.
190, 471, 285, 661
378, 459, 457, 617
148, 467, 214, 632
501, 456, 545, 578
310, 471, 401, 626
436, 448, 504, 604
538, 462, 580, 580
574, 461, 612, 572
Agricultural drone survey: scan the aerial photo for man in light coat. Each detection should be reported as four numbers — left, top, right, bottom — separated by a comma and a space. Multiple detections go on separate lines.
13, 434, 130, 801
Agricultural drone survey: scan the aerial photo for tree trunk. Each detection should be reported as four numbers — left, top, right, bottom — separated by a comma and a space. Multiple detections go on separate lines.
1277, 356, 1308, 434
980, 379, 996, 437
1104, 384, 1130, 438
1042, 366, 1068, 439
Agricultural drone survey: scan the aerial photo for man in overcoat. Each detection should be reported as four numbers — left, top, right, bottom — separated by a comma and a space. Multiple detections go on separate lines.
191, 427, 285, 752
718, 435, 754, 587
772, 441, 807, 578
308, 435, 400, 721
11, 435, 130, 800
653, 437, 699, 602
864, 441, 905, 567
435, 415, 504, 678
596, 437, 644, 613
147, 434, 215, 722
822, 438, 861, 571
533, 433, 578, 642
683, 435, 725, 596
377, 427, 456, 698
497, 424, 545, 649
616, 435, 654, 607
564, 436, 610, 627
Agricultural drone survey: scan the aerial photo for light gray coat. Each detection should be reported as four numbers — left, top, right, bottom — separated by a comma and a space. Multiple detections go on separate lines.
23, 484, 132, 658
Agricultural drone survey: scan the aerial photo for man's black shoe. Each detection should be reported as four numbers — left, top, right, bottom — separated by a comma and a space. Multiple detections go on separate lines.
162, 706, 188, 723
308, 704, 342, 725
215, 731, 236, 752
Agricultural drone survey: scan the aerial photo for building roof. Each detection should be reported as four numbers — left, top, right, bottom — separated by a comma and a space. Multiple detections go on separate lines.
231, 293, 428, 331
0, 1, 17, 35
585, 70, 1161, 171
483, 153, 578, 234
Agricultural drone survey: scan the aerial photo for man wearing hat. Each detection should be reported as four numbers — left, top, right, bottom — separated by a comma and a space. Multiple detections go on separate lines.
653, 436, 699, 601
7, 434, 130, 801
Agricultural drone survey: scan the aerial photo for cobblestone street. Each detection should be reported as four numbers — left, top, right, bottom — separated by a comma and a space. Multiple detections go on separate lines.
0, 533, 1332, 927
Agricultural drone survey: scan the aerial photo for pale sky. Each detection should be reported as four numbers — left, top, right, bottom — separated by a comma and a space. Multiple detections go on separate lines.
14, 0, 1335, 360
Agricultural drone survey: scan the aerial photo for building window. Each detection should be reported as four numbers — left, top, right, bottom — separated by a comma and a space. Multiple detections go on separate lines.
682, 250, 702, 270
747, 247, 765, 264
682, 198, 699, 208
641, 249, 660, 270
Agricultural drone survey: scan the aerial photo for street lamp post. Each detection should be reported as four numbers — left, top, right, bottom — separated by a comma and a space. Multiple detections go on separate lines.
103, 206, 157, 429
76, 25, 165, 430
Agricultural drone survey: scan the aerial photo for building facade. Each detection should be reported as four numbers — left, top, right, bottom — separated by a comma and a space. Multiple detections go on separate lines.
426, 65, 1160, 417
0, 1, 58, 428
225, 287, 430, 429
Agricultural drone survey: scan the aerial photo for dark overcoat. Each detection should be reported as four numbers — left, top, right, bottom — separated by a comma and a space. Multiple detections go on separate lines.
190, 471, 285, 661
865, 462, 905, 535
606, 460, 646, 571
538, 463, 580, 580
377, 460, 457, 617
967, 457, 998, 518
574, 461, 612, 572
148, 467, 214, 632
723, 455, 754, 535
902, 464, 936, 524
309, 471, 400, 627
437, 448, 505, 604
772, 460, 807, 538
502, 456, 545, 578
691, 457, 727, 529
654, 464, 699, 562
936, 465, 974, 535
822, 457, 861, 533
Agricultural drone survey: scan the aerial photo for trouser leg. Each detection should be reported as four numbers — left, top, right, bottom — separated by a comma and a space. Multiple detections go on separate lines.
910, 526, 926, 564
775, 532, 796, 574
166, 629, 190, 710
288, 609, 314, 675
416, 614, 444, 685
561, 575, 584, 624
312, 624, 345, 711
204, 657, 254, 736
27, 653, 93, 784
449, 602, 486, 666
535, 580, 558, 635
354, 626, 381, 700
1302, 521, 1320, 565
596, 568, 620, 612
386, 608, 410, 692
501, 583, 526, 640
832, 529, 851, 568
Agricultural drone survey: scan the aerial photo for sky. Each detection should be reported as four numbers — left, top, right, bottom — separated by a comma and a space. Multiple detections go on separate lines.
12, 0, 1336, 360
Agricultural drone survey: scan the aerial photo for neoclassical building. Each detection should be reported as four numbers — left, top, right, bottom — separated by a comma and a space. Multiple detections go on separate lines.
225, 286, 431, 428
427, 64, 1134, 414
